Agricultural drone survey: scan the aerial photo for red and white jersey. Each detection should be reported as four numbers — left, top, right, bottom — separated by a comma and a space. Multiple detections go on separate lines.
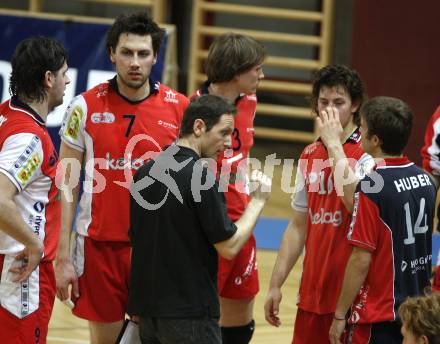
0, 97, 60, 261
194, 83, 256, 221
60, 78, 188, 242
292, 129, 372, 314
421, 106, 440, 176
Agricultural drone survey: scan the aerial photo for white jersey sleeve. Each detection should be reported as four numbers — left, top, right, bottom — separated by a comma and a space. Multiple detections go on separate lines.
0, 133, 43, 191
59, 95, 87, 151
355, 153, 375, 179
291, 165, 308, 212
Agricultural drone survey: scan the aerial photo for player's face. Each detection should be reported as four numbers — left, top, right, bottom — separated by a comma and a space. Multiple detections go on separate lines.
317, 85, 359, 129
202, 114, 234, 159
50, 62, 70, 111
401, 325, 426, 344
236, 64, 264, 94
110, 33, 157, 90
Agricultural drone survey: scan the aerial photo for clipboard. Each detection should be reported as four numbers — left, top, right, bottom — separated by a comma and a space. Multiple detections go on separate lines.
116, 319, 142, 344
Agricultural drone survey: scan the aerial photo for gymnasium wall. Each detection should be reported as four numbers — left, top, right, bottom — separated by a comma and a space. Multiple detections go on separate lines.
350, 0, 440, 165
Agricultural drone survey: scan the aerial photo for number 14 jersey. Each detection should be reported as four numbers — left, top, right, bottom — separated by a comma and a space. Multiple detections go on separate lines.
348, 157, 436, 324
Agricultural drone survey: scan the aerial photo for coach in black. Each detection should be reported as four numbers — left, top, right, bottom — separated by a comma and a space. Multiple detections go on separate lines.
127, 94, 271, 344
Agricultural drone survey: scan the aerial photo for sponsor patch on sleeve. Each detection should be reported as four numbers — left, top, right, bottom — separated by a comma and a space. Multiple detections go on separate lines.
17, 152, 41, 185
7, 136, 42, 188
64, 106, 84, 140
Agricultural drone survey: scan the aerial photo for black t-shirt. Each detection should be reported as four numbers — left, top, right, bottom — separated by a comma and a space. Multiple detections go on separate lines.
127, 145, 237, 318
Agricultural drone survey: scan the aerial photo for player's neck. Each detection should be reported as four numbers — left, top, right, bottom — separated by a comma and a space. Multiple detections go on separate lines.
177, 137, 201, 157
208, 82, 240, 104
116, 77, 150, 101
341, 121, 357, 142
24, 99, 49, 123
371, 150, 402, 160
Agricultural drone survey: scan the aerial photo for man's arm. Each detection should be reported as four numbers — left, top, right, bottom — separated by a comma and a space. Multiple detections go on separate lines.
264, 209, 307, 327
317, 107, 360, 212
214, 170, 271, 259
329, 246, 372, 344
0, 174, 44, 282
54, 142, 84, 302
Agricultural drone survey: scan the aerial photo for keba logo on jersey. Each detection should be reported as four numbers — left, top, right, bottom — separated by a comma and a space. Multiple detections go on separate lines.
309, 208, 342, 227
164, 90, 179, 104
158, 120, 178, 130
91, 112, 115, 124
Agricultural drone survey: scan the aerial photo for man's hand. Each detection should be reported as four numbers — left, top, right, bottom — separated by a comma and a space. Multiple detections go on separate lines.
250, 169, 272, 202
316, 106, 344, 147
264, 287, 282, 327
9, 238, 44, 283
329, 318, 346, 344
55, 258, 79, 303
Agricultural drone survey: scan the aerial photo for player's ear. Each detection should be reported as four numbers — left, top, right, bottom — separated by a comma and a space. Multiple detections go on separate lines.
351, 100, 361, 114
43, 70, 53, 89
193, 119, 206, 137
153, 54, 157, 65
109, 47, 116, 64
372, 134, 381, 147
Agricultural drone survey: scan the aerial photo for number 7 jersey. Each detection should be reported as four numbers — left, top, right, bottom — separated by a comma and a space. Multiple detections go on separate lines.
60, 78, 189, 241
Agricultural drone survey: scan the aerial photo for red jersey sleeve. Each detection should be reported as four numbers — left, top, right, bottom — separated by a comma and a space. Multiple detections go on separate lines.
421, 106, 440, 175
348, 191, 380, 251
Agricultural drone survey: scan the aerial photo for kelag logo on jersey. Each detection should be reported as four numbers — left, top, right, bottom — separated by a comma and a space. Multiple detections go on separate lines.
104, 152, 145, 170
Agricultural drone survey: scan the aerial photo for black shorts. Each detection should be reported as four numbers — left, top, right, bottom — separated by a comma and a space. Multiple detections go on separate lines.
139, 316, 221, 344
346, 320, 403, 344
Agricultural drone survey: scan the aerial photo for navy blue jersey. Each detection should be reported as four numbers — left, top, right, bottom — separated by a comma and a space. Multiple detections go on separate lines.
347, 157, 435, 324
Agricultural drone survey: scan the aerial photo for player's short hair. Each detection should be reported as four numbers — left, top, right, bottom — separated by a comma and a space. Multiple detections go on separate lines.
180, 95, 236, 138
205, 33, 266, 83
398, 292, 440, 344
106, 12, 165, 55
311, 64, 365, 126
9, 36, 67, 103
361, 96, 413, 155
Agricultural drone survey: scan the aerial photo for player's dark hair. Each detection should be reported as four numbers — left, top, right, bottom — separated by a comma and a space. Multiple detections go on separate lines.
205, 33, 266, 83
9, 36, 67, 103
106, 12, 165, 55
179, 95, 236, 138
311, 64, 365, 126
361, 96, 413, 155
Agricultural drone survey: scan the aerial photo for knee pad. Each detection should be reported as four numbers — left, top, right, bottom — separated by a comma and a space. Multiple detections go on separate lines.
221, 319, 255, 344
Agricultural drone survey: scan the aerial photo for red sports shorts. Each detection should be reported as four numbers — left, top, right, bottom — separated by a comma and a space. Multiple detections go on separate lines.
71, 234, 131, 322
218, 235, 259, 299
292, 308, 334, 344
0, 255, 56, 344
